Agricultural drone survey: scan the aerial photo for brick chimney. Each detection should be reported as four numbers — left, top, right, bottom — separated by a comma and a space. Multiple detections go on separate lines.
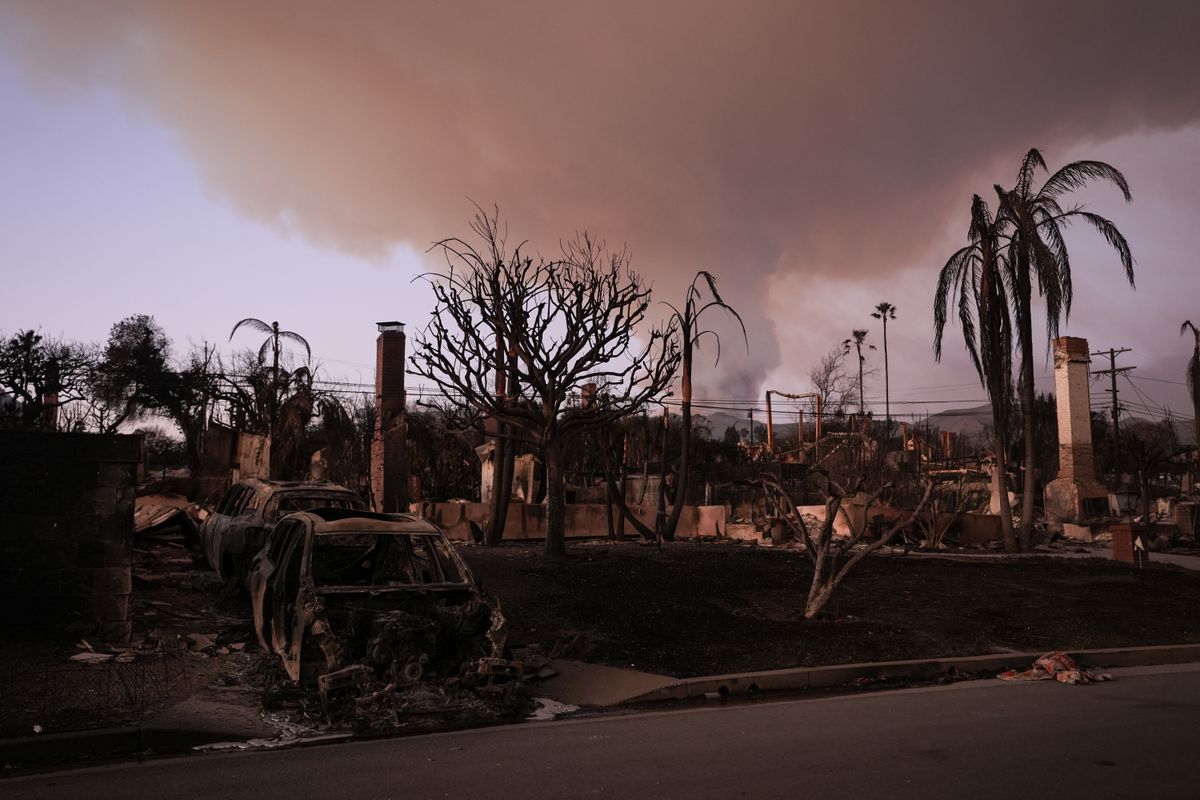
42, 357, 60, 432
371, 321, 408, 513
1044, 336, 1108, 521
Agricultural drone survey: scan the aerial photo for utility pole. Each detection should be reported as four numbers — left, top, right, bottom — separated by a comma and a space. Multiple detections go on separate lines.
1091, 347, 1134, 476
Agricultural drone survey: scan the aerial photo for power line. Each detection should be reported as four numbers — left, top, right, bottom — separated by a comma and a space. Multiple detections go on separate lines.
1137, 374, 1187, 387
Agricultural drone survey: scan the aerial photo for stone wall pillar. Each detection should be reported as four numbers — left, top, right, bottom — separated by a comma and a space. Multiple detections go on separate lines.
0, 432, 140, 641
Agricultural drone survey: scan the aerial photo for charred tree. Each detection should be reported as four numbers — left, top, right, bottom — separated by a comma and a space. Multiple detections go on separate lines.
484, 321, 516, 546
661, 271, 746, 540
411, 207, 680, 557
935, 195, 1018, 552
761, 473, 933, 619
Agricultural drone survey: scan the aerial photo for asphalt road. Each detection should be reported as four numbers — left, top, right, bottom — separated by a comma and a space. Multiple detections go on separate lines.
8, 663, 1200, 799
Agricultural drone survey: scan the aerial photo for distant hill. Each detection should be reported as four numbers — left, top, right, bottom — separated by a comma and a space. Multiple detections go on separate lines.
693, 411, 792, 440
1122, 414, 1197, 446
694, 411, 749, 435
924, 404, 993, 436
923, 403, 1195, 445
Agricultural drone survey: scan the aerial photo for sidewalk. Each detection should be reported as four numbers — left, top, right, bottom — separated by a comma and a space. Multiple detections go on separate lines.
8, 642, 1200, 772
620, 642, 1200, 703
529, 642, 1200, 708
897, 547, 1200, 572
0, 680, 278, 770
534, 660, 677, 707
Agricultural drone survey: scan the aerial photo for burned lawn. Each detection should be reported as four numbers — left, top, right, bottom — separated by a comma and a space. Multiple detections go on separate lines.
461, 542, 1200, 678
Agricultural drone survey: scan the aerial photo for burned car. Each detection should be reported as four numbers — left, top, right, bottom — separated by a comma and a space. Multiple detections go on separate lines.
201, 479, 365, 587
248, 508, 517, 693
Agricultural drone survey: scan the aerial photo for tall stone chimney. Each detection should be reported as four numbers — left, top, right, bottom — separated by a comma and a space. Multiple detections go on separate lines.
371, 321, 408, 513
1044, 336, 1108, 521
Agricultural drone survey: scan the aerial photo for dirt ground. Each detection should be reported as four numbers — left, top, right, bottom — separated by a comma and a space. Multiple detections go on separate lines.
460, 540, 1200, 678
8, 531, 1199, 738
0, 526, 259, 738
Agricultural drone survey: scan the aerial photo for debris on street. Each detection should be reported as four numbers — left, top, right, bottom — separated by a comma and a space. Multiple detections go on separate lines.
998, 651, 1114, 685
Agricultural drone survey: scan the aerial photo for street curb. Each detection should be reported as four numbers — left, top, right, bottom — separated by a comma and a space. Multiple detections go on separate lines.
9, 643, 1199, 767
623, 643, 1200, 703
0, 724, 258, 769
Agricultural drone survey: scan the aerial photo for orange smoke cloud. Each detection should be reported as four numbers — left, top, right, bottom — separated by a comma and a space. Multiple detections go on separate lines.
3, 0, 1200, 392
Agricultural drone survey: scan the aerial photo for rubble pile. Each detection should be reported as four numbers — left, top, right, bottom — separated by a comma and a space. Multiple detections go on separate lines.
134, 492, 208, 547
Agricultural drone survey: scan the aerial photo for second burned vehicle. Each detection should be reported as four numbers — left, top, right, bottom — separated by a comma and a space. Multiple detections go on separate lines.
247, 508, 518, 694
201, 478, 366, 588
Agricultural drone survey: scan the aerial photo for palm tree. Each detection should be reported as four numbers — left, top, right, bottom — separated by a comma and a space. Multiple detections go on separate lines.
660, 271, 746, 540
935, 195, 1018, 552
229, 318, 312, 379
995, 149, 1133, 550
1183, 320, 1200, 453
842, 329, 874, 418
229, 318, 312, 460
871, 302, 897, 425
274, 365, 317, 477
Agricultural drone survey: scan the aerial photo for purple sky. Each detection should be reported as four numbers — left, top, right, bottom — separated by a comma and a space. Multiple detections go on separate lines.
1, 1, 1196, 425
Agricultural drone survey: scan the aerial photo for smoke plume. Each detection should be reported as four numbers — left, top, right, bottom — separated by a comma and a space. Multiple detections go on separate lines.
4, 0, 1200, 394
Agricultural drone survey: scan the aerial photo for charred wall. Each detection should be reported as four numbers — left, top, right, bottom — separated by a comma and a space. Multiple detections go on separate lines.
0, 431, 141, 641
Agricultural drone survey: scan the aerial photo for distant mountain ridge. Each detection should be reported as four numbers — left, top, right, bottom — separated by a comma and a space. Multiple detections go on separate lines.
693, 403, 1194, 445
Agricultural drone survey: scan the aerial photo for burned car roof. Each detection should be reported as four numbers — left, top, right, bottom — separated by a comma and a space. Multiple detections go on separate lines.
239, 478, 359, 498
301, 507, 443, 534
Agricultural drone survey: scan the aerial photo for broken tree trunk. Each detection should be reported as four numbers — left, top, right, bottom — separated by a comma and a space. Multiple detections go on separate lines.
485, 331, 519, 547
485, 431, 515, 546
761, 473, 934, 620
605, 465, 656, 540
600, 428, 653, 540
544, 439, 567, 557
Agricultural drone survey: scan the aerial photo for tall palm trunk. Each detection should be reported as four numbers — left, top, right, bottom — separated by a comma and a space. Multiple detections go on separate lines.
664, 329, 692, 539
270, 328, 280, 433
857, 344, 865, 415
882, 317, 890, 424
655, 407, 669, 541
993, 443, 1017, 552
269, 329, 282, 478
1184, 323, 1200, 457
1017, 345, 1036, 551
1016, 267, 1036, 552
986, 327, 1018, 553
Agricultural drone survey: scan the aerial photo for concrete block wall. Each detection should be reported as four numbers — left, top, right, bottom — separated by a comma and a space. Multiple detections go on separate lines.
417, 501, 728, 541
420, 499, 1005, 546
0, 432, 141, 641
